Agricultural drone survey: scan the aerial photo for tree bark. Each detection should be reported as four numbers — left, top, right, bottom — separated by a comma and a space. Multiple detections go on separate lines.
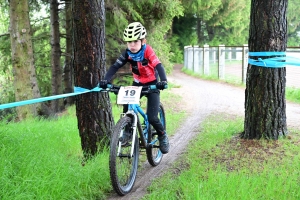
196, 15, 202, 44
72, 0, 114, 157
9, 0, 42, 120
242, 0, 288, 139
63, 0, 74, 106
50, 0, 64, 113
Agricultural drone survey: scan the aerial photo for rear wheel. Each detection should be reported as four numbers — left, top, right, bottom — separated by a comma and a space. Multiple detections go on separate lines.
109, 116, 139, 196
146, 103, 166, 166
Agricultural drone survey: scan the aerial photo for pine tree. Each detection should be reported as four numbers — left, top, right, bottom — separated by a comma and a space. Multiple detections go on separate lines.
243, 0, 288, 139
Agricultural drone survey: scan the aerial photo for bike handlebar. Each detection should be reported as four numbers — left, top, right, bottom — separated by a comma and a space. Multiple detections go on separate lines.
105, 84, 166, 94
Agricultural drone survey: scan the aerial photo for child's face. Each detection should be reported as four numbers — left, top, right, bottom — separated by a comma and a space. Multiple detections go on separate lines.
127, 40, 143, 53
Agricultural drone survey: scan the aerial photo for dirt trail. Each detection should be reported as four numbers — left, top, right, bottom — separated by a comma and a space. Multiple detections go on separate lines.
107, 64, 300, 200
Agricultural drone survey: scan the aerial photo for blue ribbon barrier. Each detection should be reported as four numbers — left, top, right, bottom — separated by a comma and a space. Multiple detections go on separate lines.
249, 52, 300, 68
249, 52, 286, 56
0, 86, 103, 110
2, 51, 300, 111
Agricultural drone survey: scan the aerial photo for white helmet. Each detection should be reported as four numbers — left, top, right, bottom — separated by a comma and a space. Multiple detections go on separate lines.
123, 22, 147, 42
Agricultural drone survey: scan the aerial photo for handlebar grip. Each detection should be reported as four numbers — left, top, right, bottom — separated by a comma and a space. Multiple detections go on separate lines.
107, 84, 113, 89
149, 84, 168, 90
149, 85, 157, 90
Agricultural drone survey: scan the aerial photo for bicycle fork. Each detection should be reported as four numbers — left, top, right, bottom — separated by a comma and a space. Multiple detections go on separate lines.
117, 112, 139, 158
117, 113, 148, 158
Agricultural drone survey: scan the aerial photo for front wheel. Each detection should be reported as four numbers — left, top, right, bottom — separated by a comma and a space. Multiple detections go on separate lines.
146, 102, 166, 166
109, 116, 139, 196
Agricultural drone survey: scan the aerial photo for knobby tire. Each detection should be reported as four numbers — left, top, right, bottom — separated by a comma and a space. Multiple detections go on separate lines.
109, 116, 139, 196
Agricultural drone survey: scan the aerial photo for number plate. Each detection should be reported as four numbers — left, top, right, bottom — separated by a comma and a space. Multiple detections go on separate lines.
117, 86, 142, 104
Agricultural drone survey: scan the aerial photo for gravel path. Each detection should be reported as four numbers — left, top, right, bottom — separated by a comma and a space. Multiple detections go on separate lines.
107, 64, 300, 199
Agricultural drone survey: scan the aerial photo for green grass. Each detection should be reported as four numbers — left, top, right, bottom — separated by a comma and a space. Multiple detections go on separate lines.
144, 114, 300, 200
0, 109, 111, 199
0, 84, 185, 199
286, 87, 300, 103
2, 74, 300, 199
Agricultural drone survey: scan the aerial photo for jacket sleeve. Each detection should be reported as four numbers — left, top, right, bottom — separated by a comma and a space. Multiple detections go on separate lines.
104, 51, 128, 82
155, 63, 167, 82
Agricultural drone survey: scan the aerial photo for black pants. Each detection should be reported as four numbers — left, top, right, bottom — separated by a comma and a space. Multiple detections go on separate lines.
123, 81, 165, 136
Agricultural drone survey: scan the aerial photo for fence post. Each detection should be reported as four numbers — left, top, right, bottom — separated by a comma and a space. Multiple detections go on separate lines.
218, 45, 225, 80
203, 44, 209, 75
212, 47, 217, 64
193, 45, 200, 73
187, 46, 193, 70
228, 47, 232, 61
184, 46, 188, 68
242, 44, 248, 84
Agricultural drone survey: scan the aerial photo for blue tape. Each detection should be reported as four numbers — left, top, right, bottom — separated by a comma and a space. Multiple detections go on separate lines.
0, 86, 103, 110
249, 52, 300, 68
284, 56, 300, 66
248, 57, 286, 68
249, 52, 286, 56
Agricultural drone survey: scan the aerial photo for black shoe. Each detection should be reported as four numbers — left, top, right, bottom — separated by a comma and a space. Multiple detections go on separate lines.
158, 134, 169, 154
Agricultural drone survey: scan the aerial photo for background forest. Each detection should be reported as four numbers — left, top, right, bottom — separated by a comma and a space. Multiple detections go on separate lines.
0, 0, 300, 119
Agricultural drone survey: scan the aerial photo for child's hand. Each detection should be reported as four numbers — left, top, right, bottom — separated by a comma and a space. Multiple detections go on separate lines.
156, 81, 168, 90
99, 80, 108, 89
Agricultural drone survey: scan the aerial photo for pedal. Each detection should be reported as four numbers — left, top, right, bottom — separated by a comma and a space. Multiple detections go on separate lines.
118, 153, 133, 158
119, 138, 130, 147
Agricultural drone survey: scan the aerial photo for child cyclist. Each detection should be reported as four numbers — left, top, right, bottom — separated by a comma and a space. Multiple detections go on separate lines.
100, 22, 169, 154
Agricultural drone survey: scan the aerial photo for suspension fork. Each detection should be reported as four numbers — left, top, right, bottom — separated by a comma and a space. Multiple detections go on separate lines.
130, 114, 148, 155
130, 113, 138, 157
118, 111, 139, 158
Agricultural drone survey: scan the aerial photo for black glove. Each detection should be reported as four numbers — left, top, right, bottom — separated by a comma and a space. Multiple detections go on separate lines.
99, 80, 108, 89
156, 81, 168, 90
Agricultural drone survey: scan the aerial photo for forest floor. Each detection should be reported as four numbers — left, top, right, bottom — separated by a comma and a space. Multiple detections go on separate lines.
107, 64, 300, 200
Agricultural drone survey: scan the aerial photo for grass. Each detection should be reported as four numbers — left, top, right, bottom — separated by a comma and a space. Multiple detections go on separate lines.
0, 107, 111, 199
0, 84, 185, 199
144, 114, 300, 200
2, 74, 300, 199
286, 87, 300, 103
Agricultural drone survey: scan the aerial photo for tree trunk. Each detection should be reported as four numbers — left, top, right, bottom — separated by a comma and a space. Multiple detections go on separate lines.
50, 0, 64, 113
242, 0, 288, 139
206, 26, 215, 42
63, 0, 75, 106
72, 0, 114, 157
196, 15, 202, 45
9, 0, 42, 120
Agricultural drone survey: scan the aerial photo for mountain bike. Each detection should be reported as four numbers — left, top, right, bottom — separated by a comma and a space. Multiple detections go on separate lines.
105, 84, 166, 196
